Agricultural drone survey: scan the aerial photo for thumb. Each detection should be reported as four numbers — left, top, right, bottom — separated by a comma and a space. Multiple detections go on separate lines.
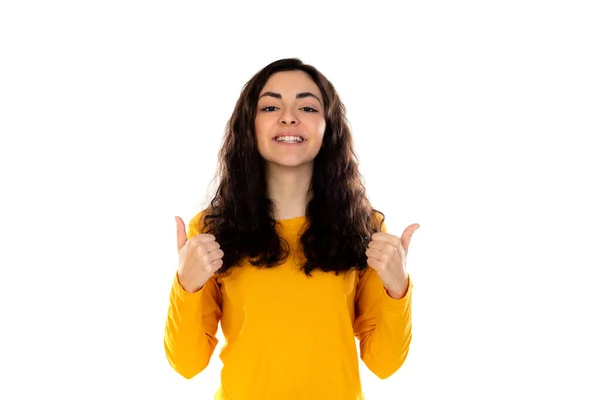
175, 216, 187, 251
401, 223, 420, 253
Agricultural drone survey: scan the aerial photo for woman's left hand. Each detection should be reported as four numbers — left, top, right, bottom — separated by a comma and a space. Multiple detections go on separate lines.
366, 224, 420, 299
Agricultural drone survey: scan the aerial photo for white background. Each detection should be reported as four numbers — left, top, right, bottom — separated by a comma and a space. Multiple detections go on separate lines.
1, 1, 599, 399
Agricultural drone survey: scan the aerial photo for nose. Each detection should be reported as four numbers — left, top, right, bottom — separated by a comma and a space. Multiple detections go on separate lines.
278, 107, 297, 125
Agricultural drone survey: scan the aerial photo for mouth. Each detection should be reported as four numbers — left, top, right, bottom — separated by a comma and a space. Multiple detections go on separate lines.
272, 133, 306, 144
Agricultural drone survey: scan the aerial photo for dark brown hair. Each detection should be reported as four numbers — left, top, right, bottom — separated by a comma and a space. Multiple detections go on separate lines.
199, 58, 384, 276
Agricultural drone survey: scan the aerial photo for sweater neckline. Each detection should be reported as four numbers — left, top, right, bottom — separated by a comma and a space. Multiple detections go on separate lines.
276, 215, 307, 228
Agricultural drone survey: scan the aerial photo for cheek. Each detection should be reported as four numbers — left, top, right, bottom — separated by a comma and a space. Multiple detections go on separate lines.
254, 117, 269, 141
313, 119, 326, 143
319, 120, 326, 136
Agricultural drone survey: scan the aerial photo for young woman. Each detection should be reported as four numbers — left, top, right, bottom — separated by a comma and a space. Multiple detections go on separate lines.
164, 58, 419, 400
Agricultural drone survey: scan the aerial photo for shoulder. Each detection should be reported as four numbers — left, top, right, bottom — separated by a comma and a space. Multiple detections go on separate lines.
372, 209, 387, 233
187, 208, 210, 238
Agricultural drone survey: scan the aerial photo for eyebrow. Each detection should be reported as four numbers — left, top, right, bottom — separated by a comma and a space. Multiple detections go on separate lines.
259, 91, 323, 106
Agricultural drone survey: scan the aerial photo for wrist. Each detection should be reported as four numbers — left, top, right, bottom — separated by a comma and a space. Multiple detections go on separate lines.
386, 277, 409, 299
177, 271, 202, 293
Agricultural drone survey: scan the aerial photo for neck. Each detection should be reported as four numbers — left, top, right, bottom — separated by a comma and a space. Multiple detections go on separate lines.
265, 162, 313, 220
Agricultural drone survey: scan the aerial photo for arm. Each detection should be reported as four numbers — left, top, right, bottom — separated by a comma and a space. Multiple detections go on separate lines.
353, 221, 413, 379
163, 212, 222, 379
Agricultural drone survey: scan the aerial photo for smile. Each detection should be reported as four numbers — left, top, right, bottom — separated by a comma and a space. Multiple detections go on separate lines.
273, 136, 305, 143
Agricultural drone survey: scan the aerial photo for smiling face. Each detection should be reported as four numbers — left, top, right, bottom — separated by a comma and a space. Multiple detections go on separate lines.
254, 70, 326, 169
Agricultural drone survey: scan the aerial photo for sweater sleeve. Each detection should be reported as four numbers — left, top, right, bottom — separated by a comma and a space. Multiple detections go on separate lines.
163, 212, 222, 379
353, 220, 413, 379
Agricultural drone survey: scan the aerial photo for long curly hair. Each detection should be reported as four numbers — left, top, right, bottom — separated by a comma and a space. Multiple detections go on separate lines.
199, 58, 385, 276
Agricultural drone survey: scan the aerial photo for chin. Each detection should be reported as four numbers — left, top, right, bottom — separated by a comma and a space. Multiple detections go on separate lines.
267, 159, 313, 169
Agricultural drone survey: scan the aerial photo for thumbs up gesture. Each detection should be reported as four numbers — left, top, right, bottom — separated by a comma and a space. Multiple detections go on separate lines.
366, 224, 420, 299
175, 216, 224, 293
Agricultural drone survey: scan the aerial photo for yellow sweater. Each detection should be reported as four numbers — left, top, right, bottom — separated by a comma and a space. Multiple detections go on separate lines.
164, 211, 413, 400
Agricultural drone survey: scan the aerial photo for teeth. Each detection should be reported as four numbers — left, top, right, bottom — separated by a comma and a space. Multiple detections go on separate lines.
275, 136, 303, 142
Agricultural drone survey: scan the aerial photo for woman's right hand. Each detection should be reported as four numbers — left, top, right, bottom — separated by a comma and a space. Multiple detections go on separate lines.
175, 216, 224, 293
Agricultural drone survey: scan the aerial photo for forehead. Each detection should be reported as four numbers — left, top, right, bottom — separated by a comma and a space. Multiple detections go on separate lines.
259, 70, 322, 99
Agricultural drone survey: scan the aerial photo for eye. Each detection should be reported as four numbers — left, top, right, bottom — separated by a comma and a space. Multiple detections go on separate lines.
300, 107, 318, 113
260, 106, 278, 112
